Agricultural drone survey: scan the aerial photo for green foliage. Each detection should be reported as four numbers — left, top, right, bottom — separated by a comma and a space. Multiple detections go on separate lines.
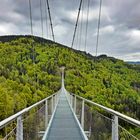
64, 55, 140, 120
0, 37, 61, 120
0, 36, 140, 125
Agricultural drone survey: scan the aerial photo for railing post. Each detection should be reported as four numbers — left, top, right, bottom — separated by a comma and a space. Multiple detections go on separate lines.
57, 92, 60, 103
45, 99, 48, 128
68, 93, 70, 104
51, 95, 54, 114
112, 115, 118, 140
16, 116, 23, 140
81, 100, 85, 129
55, 94, 58, 104
54, 95, 56, 107
74, 95, 77, 113
71, 95, 73, 108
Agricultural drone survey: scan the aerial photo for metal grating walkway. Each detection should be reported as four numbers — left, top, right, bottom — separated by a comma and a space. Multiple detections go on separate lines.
44, 89, 85, 140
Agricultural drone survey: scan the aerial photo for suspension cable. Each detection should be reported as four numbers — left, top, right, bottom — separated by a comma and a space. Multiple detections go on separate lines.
78, 0, 84, 50
46, 0, 55, 42
95, 0, 102, 57
71, 0, 83, 48
28, 0, 37, 101
75, 22, 79, 49
84, 0, 90, 52
28, 0, 35, 64
74, 1, 83, 50
45, 0, 49, 38
40, 0, 44, 38
75, 4, 83, 50
29, 0, 33, 35
93, 0, 102, 96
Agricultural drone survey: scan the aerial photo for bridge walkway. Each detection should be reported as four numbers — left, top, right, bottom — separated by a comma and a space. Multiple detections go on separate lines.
43, 88, 86, 140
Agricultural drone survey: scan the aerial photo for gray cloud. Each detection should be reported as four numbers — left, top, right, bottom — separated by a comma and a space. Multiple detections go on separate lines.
104, 0, 140, 29
0, 0, 140, 61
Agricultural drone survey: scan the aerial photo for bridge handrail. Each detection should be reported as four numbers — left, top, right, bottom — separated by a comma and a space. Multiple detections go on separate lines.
69, 92, 140, 127
0, 90, 60, 129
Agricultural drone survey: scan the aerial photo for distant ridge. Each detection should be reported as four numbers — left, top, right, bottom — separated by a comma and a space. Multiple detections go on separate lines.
0, 35, 54, 44
126, 61, 140, 65
0, 35, 120, 62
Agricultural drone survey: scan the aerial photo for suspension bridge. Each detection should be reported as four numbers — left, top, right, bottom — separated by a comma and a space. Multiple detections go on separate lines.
0, 0, 140, 139
0, 68, 140, 140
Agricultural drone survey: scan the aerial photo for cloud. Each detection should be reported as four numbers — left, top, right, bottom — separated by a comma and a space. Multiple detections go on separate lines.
0, 25, 8, 34
0, 23, 17, 35
0, 0, 140, 61
117, 52, 140, 61
98, 25, 115, 35
65, 6, 111, 23
104, 0, 140, 28
54, 25, 67, 35
126, 29, 140, 44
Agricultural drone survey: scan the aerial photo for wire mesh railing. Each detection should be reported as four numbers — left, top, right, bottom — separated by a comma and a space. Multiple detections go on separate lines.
85, 106, 112, 140
22, 102, 45, 140
0, 90, 60, 140
67, 91, 140, 140
119, 125, 139, 140
1, 87, 140, 140
3, 126, 16, 140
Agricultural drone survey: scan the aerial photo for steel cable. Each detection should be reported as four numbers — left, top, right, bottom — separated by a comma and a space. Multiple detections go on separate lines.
95, 0, 102, 57
84, 0, 90, 52
71, 0, 83, 48
46, 0, 55, 42
40, 0, 44, 38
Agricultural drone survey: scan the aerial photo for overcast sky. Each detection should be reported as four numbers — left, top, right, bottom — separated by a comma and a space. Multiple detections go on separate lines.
0, 0, 140, 61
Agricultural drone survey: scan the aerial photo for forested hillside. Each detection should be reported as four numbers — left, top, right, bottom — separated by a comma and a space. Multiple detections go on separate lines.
0, 36, 140, 123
